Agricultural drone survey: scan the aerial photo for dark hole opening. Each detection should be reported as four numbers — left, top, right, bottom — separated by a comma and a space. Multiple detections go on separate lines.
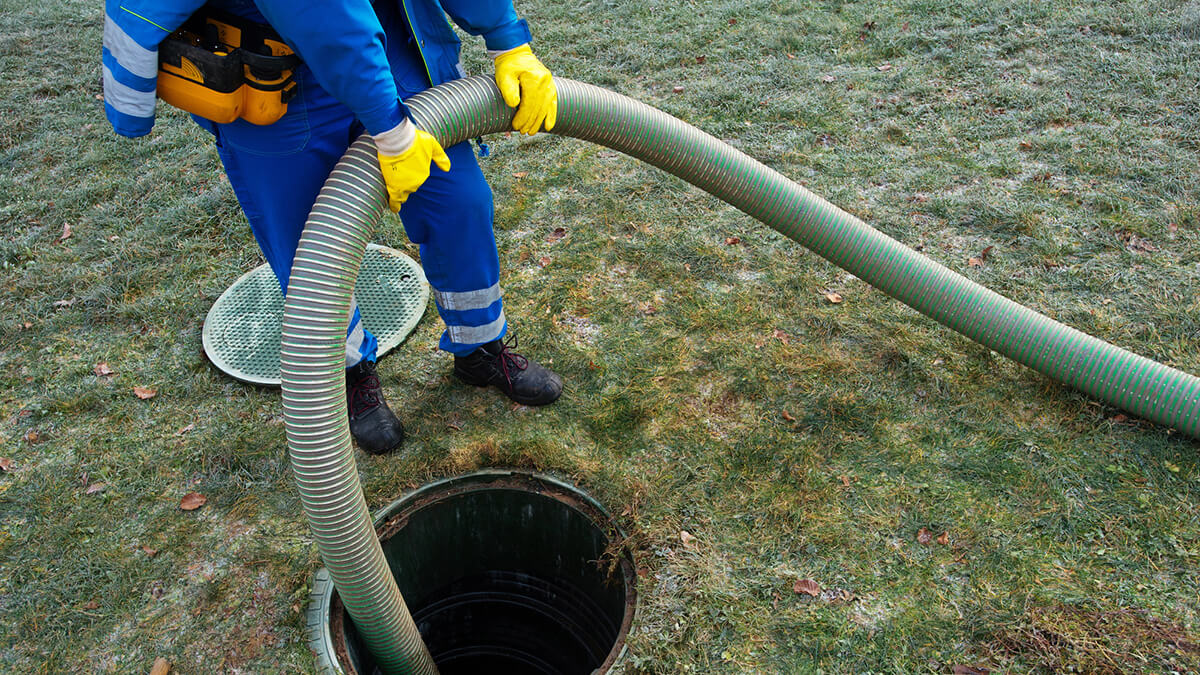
331, 472, 636, 675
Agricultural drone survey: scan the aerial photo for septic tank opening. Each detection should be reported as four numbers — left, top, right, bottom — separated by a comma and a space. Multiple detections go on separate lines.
319, 470, 637, 675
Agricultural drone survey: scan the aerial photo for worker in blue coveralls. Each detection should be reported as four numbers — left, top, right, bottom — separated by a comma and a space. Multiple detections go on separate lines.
102, 0, 563, 454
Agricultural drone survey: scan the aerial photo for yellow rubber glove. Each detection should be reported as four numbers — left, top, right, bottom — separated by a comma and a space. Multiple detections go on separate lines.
374, 118, 451, 211
493, 44, 557, 136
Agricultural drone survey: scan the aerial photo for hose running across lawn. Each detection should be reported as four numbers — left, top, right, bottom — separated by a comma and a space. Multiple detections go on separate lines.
281, 76, 1200, 672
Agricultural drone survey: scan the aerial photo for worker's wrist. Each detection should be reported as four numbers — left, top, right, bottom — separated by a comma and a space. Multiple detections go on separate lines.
481, 18, 532, 53
373, 117, 416, 156
488, 43, 530, 60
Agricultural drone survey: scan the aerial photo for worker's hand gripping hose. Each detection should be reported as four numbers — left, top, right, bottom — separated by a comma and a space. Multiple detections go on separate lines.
282, 76, 1200, 673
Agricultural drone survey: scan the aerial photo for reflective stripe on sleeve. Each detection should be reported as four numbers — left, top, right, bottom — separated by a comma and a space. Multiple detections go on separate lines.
104, 14, 158, 79
102, 48, 156, 91
102, 64, 156, 118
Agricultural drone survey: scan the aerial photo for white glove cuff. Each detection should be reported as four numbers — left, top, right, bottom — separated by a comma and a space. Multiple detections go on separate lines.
488, 43, 529, 60
373, 117, 416, 156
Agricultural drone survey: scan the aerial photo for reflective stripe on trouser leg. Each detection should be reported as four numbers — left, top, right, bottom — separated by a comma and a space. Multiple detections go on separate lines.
344, 298, 377, 368
196, 68, 381, 366
398, 141, 505, 356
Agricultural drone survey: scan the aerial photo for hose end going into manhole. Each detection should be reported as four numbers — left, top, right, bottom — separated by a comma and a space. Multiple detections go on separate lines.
306, 470, 638, 674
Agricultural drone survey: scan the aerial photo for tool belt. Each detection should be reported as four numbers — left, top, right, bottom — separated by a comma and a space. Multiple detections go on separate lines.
157, 8, 300, 126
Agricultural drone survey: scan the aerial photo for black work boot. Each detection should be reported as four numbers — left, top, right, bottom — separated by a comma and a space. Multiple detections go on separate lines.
453, 335, 563, 406
346, 360, 405, 454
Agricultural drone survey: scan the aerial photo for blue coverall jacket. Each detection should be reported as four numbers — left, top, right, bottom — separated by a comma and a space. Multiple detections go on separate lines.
103, 0, 531, 137
103, 0, 531, 362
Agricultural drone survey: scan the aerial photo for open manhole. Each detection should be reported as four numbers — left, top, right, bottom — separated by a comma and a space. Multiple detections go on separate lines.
306, 470, 637, 674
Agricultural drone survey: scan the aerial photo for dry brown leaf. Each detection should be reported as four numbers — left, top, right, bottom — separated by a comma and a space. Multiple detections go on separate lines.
695, 55, 706, 64
980, 245, 995, 260
937, 531, 950, 546
512, 171, 528, 179
781, 410, 795, 422
840, 475, 851, 488
823, 291, 843, 304
23, 429, 40, 444
21, 321, 33, 329
793, 578, 821, 596
150, 657, 172, 675
53, 298, 75, 308
0, 458, 13, 472
82, 599, 98, 610
133, 386, 157, 400
728, 18, 737, 25
546, 227, 567, 243
94, 362, 114, 377
538, 256, 551, 268
772, 329, 790, 344
724, 236, 740, 245
85, 482, 106, 495
821, 75, 836, 83
179, 492, 207, 511
952, 666, 990, 675
917, 528, 934, 545
176, 423, 195, 436
672, 85, 685, 93
680, 530, 697, 548
1121, 233, 1158, 253
141, 545, 158, 557
1018, 140, 1033, 150
59, 223, 73, 242
967, 257, 983, 268
876, 63, 894, 72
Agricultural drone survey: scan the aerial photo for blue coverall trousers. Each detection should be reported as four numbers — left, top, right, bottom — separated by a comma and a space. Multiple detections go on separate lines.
197, 45, 507, 367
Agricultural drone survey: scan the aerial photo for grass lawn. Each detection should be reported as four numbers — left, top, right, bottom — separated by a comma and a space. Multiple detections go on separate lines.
3, 0, 1200, 672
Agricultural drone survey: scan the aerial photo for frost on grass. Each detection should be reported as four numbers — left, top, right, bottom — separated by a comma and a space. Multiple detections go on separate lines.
559, 314, 601, 345
84, 516, 311, 673
849, 595, 895, 630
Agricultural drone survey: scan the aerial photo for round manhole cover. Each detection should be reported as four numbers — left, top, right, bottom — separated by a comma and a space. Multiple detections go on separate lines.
202, 244, 429, 386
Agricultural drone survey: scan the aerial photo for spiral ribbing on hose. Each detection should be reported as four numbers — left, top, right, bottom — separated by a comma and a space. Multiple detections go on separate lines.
283, 76, 1200, 671
280, 138, 437, 674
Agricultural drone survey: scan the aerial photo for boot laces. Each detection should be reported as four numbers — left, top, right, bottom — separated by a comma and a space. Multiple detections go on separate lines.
348, 368, 382, 417
494, 335, 529, 386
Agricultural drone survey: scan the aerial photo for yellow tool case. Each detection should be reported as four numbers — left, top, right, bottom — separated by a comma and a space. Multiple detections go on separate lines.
157, 9, 300, 126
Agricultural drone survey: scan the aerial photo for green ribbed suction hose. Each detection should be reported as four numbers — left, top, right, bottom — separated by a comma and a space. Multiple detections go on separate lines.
280, 147, 436, 673
282, 76, 1200, 672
